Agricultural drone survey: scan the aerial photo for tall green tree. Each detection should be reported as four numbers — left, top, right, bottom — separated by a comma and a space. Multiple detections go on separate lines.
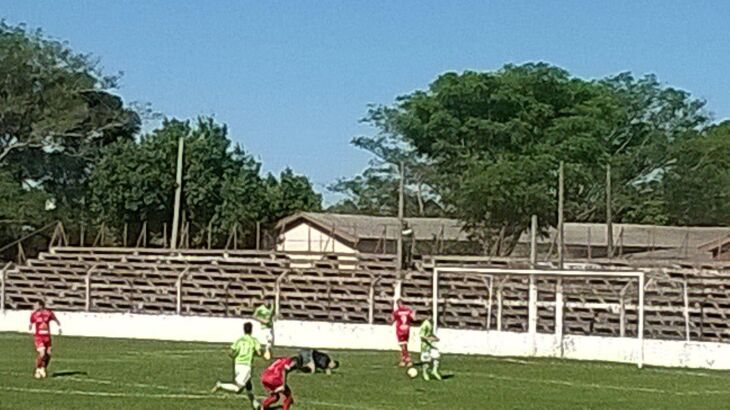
90, 117, 322, 247
663, 121, 730, 226
354, 63, 708, 254
0, 21, 139, 245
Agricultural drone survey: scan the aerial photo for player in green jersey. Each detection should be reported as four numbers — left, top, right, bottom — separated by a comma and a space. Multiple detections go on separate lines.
212, 322, 262, 409
253, 302, 274, 360
419, 317, 442, 381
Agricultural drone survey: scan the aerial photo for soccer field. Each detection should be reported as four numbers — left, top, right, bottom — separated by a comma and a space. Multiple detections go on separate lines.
1, 332, 728, 409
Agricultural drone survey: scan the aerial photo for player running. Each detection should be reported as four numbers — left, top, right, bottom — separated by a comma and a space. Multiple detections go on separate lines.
260, 356, 300, 410
390, 298, 414, 367
253, 302, 274, 360
29, 300, 61, 379
297, 349, 339, 375
419, 316, 442, 381
212, 322, 262, 409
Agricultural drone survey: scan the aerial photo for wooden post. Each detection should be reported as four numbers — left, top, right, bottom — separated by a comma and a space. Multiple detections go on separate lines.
207, 220, 213, 250
80, 224, 85, 247
638, 273, 645, 368
171, 136, 184, 250
123, 223, 128, 247
558, 161, 565, 269
256, 222, 261, 251
606, 164, 613, 258
163, 222, 168, 248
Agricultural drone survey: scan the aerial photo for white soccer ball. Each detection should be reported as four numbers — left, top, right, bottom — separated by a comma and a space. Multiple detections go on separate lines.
407, 367, 418, 378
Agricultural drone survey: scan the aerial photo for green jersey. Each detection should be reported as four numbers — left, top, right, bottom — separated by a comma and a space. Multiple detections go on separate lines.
419, 319, 435, 352
230, 335, 261, 365
254, 305, 274, 329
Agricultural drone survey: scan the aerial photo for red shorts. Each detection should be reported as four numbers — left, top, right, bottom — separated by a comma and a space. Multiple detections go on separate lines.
34, 336, 51, 350
396, 330, 410, 344
261, 375, 284, 393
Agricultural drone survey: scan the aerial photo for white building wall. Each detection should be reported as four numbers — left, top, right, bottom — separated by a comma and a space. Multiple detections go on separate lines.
3, 310, 730, 370
276, 223, 356, 254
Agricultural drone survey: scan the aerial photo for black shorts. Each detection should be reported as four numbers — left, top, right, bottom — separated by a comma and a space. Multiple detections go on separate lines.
298, 349, 330, 372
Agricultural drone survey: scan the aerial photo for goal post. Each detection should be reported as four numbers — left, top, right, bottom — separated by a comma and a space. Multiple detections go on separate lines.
432, 267, 646, 368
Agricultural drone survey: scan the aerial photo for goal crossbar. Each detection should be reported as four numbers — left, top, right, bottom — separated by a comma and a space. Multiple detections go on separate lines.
432, 267, 646, 368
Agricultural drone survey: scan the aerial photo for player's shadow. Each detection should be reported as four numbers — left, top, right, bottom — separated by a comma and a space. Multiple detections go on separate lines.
51, 370, 88, 378
441, 374, 455, 380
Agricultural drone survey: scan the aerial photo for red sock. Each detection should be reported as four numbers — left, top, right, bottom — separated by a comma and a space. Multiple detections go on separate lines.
36, 355, 44, 369
261, 393, 279, 409
400, 345, 411, 363
281, 386, 293, 410
44, 354, 51, 368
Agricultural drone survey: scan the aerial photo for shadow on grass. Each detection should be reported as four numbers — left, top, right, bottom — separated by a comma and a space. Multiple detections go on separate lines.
51, 370, 88, 378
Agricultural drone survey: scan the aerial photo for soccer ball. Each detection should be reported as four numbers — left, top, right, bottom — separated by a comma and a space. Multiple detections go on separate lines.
407, 367, 418, 378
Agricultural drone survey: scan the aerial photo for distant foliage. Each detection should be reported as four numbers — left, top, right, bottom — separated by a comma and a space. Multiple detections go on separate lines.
334, 63, 714, 254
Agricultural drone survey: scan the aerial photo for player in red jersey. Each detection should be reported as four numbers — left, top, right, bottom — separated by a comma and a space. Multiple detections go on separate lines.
260, 356, 300, 410
390, 298, 414, 367
29, 300, 61, 379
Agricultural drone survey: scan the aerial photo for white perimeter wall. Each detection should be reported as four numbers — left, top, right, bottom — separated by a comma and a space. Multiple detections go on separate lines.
3, 310, 730, 370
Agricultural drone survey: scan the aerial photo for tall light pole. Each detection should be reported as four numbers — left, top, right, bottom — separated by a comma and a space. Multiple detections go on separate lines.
170, 136, 184, 250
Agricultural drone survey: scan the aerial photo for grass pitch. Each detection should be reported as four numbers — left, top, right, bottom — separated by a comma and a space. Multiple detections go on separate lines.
1, 332, 729, 409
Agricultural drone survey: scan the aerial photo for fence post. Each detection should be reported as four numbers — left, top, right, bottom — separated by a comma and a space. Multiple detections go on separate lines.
555, 279, 564, 357
486, 276, 494, 330
683, 279, 690, 342
638, 272, 645, 369
528, 216, 538, 335
1, 262, 12, 314
85, 265, 98, 312
368, 276, 382, 325
275, 271, 290, 320
619, 282, 631, 337
496, 281, 503, 331
432, 268, 439, 332
176, 267, 190, 315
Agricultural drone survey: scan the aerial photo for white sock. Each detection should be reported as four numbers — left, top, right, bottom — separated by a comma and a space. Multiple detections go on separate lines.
218, 383, 242, 393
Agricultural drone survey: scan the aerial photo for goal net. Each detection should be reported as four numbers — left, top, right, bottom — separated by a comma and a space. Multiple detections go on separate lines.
431, 266, 646, 367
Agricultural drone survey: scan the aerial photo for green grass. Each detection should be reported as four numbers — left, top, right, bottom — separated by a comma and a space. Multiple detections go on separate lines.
1, 332, 730, 409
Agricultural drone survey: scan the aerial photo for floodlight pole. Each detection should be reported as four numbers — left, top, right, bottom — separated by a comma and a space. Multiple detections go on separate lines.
170, 136, 185, 250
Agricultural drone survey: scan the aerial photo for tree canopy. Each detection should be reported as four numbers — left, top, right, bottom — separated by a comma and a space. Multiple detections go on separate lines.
333, 63, 715, 254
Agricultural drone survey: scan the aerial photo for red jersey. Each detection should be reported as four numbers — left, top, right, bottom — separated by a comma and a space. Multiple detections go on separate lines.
391, 305, 414, 334
261, 357, 296, 390
30, 309, 57, 338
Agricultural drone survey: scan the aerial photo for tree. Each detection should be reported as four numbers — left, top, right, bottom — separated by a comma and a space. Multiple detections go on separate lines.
356, 63, 708, 254
264, 168, 322, 224
329, 106, 444, 217
90, 117, 322, 247
0, 21, 139, 245
663, 122, 730, 226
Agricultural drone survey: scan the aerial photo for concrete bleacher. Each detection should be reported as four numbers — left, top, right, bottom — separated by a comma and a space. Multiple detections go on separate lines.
5, 246, 730, 343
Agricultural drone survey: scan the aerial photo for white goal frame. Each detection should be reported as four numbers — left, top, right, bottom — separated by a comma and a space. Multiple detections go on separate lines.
432, 267, 646, 368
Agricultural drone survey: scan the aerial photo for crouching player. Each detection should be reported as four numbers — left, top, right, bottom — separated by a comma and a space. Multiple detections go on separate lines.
260, 356, 300, 410
212, 322, 261, 409
297, 349, 339, 375
419, 317, 442, 381
29, 300, 61, 379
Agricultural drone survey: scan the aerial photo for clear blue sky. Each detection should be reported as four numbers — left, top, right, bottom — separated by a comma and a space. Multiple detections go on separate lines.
3, 1, 730, 203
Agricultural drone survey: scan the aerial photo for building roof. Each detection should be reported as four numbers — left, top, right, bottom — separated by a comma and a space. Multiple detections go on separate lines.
276, 212, 470, 243
277, 212, 730, 249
